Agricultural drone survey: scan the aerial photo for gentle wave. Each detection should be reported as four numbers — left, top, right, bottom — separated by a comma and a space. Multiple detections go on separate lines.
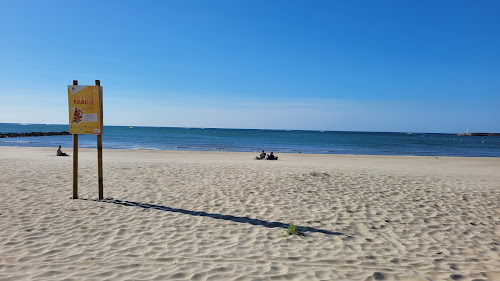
1, 123, 499, 157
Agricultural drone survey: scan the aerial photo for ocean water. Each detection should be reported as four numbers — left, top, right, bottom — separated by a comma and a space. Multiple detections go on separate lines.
1, 123, 499, 157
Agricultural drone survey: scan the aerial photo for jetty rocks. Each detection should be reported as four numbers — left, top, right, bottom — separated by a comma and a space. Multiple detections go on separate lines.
457, 132, 500, 137
0, 131, 71, 138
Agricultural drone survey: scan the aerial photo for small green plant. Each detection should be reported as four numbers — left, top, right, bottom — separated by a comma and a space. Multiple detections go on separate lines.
309, 171, 318, 177
286, 223, 307, 236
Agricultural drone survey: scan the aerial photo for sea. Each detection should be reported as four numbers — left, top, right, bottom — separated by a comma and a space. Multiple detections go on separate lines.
1, 123, 499, 157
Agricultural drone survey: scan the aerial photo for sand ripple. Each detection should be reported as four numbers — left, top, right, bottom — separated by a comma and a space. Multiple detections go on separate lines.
0, 147, 499, 280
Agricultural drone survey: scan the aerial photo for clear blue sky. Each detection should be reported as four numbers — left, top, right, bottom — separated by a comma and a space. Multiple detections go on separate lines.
1, 0, 499, 133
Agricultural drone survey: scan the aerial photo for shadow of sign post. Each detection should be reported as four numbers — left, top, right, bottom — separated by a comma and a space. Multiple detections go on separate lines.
87, 198, 348, 237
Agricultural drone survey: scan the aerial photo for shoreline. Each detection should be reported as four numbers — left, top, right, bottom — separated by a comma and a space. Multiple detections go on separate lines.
3, 146, 499, 179
2, 144, 500, 158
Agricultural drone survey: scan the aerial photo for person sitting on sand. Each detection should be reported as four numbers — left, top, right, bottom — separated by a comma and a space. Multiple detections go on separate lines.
57, 145, 69, 156
266, 152, 278, 160
255, 150, 267, 160
260, 150, 267, 159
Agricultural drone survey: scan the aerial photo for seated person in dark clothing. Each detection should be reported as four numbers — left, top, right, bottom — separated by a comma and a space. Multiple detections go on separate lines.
266, 152, 278, 160
255, 150, 267, 160
259, 150, 267, 159
57, 145, 69, 156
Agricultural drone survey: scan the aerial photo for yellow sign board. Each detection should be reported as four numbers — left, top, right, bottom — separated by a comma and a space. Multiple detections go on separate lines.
68, 85, 103, 135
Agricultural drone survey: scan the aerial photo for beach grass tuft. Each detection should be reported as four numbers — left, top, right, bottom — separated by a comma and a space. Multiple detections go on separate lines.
286, 223, 307, 236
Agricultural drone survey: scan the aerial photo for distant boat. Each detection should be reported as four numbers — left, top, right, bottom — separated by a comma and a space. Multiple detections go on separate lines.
129, 127, 133, 128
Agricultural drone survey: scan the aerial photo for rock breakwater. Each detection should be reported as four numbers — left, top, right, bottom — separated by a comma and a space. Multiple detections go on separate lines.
0, 131, 71, 138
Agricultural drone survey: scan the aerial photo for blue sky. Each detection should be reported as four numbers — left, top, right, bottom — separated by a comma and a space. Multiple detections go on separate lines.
1, 0, 499, 133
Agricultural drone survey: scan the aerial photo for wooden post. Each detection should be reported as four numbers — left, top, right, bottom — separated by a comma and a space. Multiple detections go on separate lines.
72, 80, 79, 199
96, 80, 103, 200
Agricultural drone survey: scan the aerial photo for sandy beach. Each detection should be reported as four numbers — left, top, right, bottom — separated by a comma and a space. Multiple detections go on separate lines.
0, 146, 499, 281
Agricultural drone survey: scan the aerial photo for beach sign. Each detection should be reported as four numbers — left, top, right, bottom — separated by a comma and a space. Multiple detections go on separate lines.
68, 85, 103, 135
69, 80, 104, 200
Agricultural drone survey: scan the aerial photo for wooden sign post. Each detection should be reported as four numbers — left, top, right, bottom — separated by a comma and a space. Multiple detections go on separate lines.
96, 80, 104, 200
72, 80, 79, 199
68, 80, 104, 200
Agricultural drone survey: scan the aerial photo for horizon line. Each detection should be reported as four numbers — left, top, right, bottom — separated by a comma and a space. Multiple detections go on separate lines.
0, 122, 471, 135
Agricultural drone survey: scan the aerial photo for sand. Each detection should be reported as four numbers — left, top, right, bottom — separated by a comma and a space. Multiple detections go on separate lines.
0, 146, 499, 281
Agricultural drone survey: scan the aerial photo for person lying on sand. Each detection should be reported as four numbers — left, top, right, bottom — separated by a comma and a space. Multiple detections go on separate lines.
57, 145, 69, 156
